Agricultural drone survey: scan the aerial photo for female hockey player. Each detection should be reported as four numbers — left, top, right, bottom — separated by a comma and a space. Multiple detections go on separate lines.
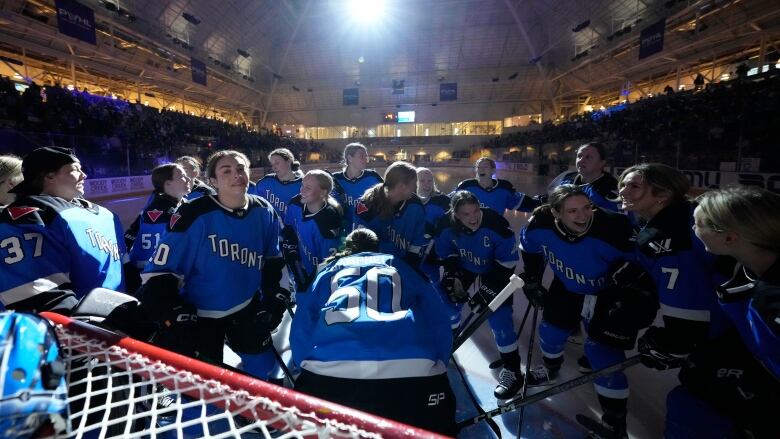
290, 228, 455, 436
0, 154, 23, 208
546, 142, 620, 212
416, 167, 450, 282
434, 191, 521, 399
0, 147, 125, 313
520, 184, 657, 438
330, 142, 383, 234
354, 161, 426, 266
282, 170, 343, 288
453, 157, 534, 214
618, 164, 735, 436
139, 150, 289, 381
251, 148, 303, 218
660, 186, 780, 438
175, 155, 215, 201
123, 163, 191, 293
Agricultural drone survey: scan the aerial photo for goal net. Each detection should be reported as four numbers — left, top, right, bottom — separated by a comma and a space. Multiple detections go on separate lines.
41, 312, 446, 439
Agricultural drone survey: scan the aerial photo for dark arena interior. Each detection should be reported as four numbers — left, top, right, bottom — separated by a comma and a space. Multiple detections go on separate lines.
1, 1, 779, 438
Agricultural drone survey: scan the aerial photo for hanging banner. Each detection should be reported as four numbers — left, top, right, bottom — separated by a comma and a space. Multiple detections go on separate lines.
55, 0, 96, 45
343, 88, 359, 106
191, 57, 207, 86
440, 83, 458, 101
639, 18, 666, 60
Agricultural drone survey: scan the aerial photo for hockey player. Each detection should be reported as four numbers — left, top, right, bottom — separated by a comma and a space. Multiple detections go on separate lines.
0, 147, 125, 313
330, 142, 383, 235
453, 157, 535, 214
416, 167, 450, 282
545, 142, 620, 212
0, 154, 23, 208
520, 184, 657, 438
660, 186, 780, 438
290, 228, 455, 435
138, 150, 289, 381
282, 170, 343, 288
175, 156, 215, 201
123, 163, 191, 294
434, 191, 521, 398
251, 148, 303, 218
354, 161, 426, 266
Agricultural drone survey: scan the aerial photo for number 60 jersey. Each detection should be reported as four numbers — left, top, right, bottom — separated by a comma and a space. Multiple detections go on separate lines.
291, 252, 452, 379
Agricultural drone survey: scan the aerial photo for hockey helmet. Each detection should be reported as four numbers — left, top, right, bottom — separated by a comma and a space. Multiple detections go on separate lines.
0, 312, 67, 438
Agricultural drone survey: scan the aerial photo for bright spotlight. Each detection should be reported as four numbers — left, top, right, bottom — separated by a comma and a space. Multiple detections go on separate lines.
348, 0, 385, 23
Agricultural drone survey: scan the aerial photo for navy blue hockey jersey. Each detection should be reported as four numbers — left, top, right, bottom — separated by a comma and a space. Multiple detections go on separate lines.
633, 202, 729, 335
125, 193, 180, 268
0, 195, 125, 310
454, 178, 527, 214
283, 195, 342, 277
354, 194, 427, 260
548, 171, 620, 212
331, 170, 383, 232
421, 193, 451, 239
251, 174, 302, 218
521, 208, 633, 294
141, 195, 282, 318
434, 208, 518, 275
291, 252, 451, 379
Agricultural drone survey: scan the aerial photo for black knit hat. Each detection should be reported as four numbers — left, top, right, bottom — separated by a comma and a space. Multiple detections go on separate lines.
9, 147, 79, 194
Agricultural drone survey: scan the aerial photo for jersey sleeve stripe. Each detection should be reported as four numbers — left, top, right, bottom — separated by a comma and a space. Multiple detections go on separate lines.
510, 193, 525, 210
197, 296, 253, 319
139, 272, 183, 282
301, 358, 447, 379
660, 303, 711, 322
0, 272, 70, 305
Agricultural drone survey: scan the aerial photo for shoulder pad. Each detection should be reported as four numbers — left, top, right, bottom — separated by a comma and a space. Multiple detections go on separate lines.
192, 183, 216, 196
559, 171, 579, 185
590, 173, 619, 197
0, 195, 77, 226
430, 193, 451, 210
433, 213, 456, 236
288, 194, 304, 208
456, 179, 479, 190
363, 169, 383, 181
525, 209, 556, 232
355, 199, 377, 220
589, 208, 634, 250
167, 196, 219, 232
404, 193, 424, 207
481, 208, 514, 238
143, 194, 178, 224
314, 205, 343, 238
496, 179, 516, 191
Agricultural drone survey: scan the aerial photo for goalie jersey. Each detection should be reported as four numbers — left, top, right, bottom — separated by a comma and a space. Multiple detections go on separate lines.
251, 174, 302, 218
291, 252, 452, 379
283, 195, 342, 277
0, 195, 125, 310
520, 207, 634, 294
434, 208, 517, 275
330, 169, 383, 233
141, 195, 282, 318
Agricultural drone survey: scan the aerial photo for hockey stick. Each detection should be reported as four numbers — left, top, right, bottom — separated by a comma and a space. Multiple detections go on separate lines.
457, 355, 642, 428
489, 302, 532, 369
451, 355, 502, 438
516, 305, 540, 436
452, 274, 525, 352
270, 344, 296, 387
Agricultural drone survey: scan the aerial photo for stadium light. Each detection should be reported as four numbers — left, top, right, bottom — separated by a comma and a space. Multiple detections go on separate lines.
348, 0, 385, 23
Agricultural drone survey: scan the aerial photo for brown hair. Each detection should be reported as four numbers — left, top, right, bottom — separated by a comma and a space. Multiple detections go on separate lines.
269, 148, 301, 172
360, 161, 417, 219
205, 150, 250, 180
618, 163, 690, 206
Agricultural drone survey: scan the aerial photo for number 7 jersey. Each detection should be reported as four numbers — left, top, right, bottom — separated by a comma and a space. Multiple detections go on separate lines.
291, 252, 452, 379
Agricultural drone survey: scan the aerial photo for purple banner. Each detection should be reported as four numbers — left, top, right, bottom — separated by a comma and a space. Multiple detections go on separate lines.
639, 18, 665, 60
55, 0, 96, 45
191, 57, 207, 86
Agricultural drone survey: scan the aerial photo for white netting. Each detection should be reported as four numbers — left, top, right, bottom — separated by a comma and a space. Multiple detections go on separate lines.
42, 313, 438, 439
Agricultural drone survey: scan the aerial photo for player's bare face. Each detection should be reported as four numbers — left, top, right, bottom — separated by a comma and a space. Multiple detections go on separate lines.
475, 163, 494, 182
576, 146, 606, 180
300, 175, 326, 206
213, 155, 249, 207
181, 162, 199, 180
165, 166, 192, 200
456, 202, 483, 231
387, 180, 416, 203
44, 162, 86, 201
348, 149, 368, 173
554, 195, 594, 234
692, 205, 727, 254
619, 171, 666, 219
270, 155, 293, 180
417, 171, 434, 195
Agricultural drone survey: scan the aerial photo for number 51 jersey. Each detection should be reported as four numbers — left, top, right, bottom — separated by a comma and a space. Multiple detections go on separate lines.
291, 252, 452, 379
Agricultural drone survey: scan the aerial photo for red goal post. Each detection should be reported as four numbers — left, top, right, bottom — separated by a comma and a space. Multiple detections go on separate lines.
41, 312, 449, 438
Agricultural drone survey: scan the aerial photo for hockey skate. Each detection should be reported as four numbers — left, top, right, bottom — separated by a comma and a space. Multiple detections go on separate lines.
577, 355, 593, 373
576, 413, 628, 439
524, 365, 559, 387
493, 368, 523, 399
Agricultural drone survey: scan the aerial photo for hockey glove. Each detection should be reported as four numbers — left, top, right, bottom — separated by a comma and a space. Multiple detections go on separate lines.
442, 277, 468, 304
280, 226, 301, 266
255, 286, 291, 333
637, 326, 688, 370
474, 265, 515, 307
153, 304, 200, 356
519, 272, 546, 308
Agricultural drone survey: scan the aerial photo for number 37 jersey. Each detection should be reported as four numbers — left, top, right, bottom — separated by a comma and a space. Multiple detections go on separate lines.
291, 252, 452, 379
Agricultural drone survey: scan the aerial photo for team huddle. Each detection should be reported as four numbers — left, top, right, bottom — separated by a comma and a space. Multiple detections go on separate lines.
0, 142, 778, 438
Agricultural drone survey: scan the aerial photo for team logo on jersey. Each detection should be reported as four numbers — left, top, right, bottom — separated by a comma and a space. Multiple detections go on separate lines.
169, 213, 182, 229
355, 201, 369, 215
7, 206, 40, 220
647, 238, 672, 254
146, 209, 163, 223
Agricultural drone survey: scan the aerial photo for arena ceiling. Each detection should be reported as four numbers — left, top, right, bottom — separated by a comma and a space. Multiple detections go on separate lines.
1, 0, 779, 123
